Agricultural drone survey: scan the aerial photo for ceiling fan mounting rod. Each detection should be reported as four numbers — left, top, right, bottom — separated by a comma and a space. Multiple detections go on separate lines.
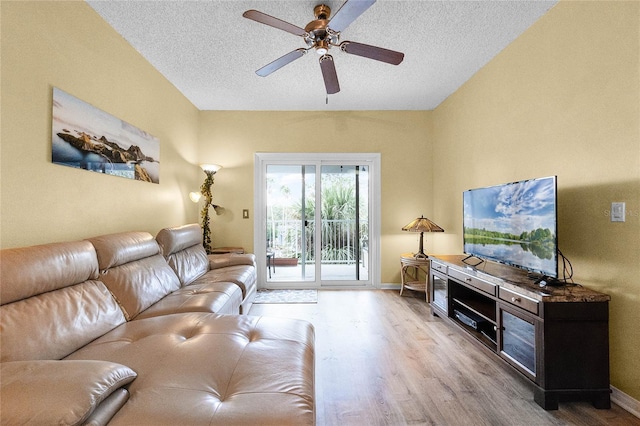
313, 4, 331, 20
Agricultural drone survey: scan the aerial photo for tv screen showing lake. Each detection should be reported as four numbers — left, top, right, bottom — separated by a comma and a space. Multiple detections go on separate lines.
463, 176, 557, 277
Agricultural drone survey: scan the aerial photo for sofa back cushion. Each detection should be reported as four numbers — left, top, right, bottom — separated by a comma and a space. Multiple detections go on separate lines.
156, 224, 208, 286
0, 241, 126, 362
89, 232, 181, 320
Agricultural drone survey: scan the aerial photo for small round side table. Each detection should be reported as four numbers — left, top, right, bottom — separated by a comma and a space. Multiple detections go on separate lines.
400, 253, 430, 301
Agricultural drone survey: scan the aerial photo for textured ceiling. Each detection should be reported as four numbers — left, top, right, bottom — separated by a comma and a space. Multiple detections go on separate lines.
87, 0, 558, 111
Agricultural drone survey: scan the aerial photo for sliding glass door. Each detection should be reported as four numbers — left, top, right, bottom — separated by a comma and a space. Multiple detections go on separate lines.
265, 164, 315, 282
319, 165, 369, 282
255, 153, 380, 289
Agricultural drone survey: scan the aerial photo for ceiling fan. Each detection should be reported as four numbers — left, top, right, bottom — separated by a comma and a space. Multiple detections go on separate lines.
242, 0, 404, 95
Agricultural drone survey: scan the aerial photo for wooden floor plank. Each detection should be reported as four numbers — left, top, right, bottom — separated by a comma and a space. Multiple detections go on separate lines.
249, 290, 640, 426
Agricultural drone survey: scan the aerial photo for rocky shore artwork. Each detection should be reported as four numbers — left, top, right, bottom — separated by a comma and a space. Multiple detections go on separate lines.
52, 88, 159, 183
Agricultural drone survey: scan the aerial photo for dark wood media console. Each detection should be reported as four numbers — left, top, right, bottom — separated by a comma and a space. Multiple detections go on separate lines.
429, 255, 611, 410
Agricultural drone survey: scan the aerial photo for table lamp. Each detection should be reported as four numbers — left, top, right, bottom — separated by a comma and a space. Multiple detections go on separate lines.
402, 215, 444, 259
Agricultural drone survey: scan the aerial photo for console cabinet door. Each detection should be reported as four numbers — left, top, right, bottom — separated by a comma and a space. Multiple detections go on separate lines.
431, 271, 448, 315
499, 304, 539, 381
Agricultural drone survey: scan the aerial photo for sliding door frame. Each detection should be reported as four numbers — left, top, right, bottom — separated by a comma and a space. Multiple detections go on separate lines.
254, 153, 381, 289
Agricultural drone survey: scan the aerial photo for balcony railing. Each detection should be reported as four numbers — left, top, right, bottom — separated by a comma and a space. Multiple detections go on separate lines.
267, 219, 368, 264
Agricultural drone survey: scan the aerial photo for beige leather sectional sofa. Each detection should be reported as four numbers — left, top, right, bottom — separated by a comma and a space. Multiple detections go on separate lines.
0, 224, 315, 425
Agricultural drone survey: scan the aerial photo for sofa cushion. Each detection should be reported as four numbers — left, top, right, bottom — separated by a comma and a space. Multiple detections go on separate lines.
203, 263, 256, 299
156, 224, 209, 286
66, 313, 315, 425
89, 232, 181, 321
0, 240, 99, 304
0, 241, 125, 362
0, 281, 126, 362
156, 225, 258, 313
135, 281, 243, 319
90, 231, 160, 270
0, 360, 136, 426
208, 252, 256, 270
163, 244, 209, 286
156, 223, 202, 257
208, 253, 258, 313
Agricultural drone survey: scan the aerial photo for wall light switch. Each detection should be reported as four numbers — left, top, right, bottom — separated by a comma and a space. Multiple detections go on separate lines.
611, 202, 625, 222
242, 209, 249, 219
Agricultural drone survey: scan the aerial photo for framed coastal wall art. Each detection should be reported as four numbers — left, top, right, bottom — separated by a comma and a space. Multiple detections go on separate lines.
51, 87, 160, 183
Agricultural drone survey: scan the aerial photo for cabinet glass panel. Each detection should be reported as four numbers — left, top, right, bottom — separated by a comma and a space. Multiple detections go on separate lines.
502, 311, 536, 376
431, 273, 447, 313
501, 310, 536, 375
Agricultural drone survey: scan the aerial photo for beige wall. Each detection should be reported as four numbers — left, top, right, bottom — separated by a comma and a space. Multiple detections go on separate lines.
2, 0, 638, 404
198, 110, 434, 284
432, 1, 640, 400
1, 1, 200, 248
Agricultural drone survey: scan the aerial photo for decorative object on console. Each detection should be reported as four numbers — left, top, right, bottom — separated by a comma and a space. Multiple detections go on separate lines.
51, 87, 160, 183
198, 164, 223, 254
401, 215, 444, 259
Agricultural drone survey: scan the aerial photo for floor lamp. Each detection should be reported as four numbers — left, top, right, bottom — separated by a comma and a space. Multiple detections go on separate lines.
197, 163, 222, 254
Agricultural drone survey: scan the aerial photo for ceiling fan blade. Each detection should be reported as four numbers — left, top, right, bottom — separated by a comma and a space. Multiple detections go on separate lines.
256, 49, 307, 77
328, 0, 376, 33
243, 10, 307, 37
340, 41, 404, 65
319, 55, 340, 95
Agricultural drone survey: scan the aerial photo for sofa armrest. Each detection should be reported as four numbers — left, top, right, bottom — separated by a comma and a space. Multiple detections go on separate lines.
0, 360, 136, 426
208, 253, 256, 270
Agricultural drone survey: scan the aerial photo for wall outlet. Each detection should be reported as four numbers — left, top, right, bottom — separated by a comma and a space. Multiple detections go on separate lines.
611, 202, 625, 222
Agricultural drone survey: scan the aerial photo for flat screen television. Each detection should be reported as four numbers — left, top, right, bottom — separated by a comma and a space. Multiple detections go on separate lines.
463, 176, 558, 278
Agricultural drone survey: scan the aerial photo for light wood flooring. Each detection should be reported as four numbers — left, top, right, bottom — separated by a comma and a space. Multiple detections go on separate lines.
249, 289, 640, 426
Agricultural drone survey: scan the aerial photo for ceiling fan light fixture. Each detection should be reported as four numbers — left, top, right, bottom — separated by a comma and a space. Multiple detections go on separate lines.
315, 40, 329, 55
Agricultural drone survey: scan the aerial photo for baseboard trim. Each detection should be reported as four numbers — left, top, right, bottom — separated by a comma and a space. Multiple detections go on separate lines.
379, 283, 400, 290
611, 386, 640, 419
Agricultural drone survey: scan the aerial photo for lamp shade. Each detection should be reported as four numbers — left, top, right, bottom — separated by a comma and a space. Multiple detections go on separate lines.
402, 216, 444, 233
200, 164, 222, 173
402, 215, 444, 259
